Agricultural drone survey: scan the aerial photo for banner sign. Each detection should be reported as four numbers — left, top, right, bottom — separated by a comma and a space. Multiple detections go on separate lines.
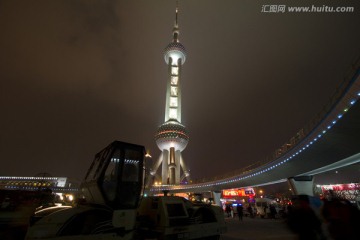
222, 188, 255, 198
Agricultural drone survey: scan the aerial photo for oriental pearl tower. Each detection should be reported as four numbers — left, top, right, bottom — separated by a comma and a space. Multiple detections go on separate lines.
150, 5, 191, 185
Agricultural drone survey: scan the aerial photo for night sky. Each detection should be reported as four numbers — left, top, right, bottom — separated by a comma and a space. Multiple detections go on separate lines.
1, 0, 360, 184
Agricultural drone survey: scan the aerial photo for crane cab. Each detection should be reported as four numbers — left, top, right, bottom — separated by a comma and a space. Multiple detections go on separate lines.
26, 141, 145, 239
81, 141, 145, 209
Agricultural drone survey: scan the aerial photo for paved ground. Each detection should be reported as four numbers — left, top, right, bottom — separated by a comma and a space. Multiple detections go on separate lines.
220, 215, 298, 240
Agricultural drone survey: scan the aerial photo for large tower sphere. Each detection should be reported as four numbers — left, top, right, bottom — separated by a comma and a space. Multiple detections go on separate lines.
155, 120, 189, 151
164, 42, 186, 65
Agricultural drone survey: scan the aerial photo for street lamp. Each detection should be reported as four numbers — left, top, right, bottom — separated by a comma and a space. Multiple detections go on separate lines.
259, 189, 263, 198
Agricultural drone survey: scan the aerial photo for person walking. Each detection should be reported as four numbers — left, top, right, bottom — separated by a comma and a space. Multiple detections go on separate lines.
247, 205, 254, 218
263, 205, 268, 218
270, 204, 277, 219
225, 204, 231, 217
236, 204, 244, 221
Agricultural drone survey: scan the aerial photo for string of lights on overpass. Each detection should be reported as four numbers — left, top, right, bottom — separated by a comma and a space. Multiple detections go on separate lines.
151, 71, 360, 192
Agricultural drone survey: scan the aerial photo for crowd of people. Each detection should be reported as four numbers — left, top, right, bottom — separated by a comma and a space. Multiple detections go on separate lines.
224, 202, 280, 219
286, 195, 360, 240
223, 195, 360, 240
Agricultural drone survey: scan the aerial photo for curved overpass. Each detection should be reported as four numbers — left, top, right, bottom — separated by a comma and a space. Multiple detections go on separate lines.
149, 59, 360, 194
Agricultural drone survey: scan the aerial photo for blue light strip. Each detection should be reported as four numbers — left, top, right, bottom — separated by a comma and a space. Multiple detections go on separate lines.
150, 88, 360, 192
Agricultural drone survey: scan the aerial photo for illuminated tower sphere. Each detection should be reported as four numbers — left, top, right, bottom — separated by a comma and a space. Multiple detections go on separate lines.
155, 121, 188, 152
150, 6, 191, 185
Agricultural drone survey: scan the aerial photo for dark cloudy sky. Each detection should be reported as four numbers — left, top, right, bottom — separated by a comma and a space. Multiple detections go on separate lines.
1, 0, 359, 183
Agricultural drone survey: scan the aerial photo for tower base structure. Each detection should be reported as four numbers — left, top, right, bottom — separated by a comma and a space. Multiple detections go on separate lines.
151, 149, 190, 185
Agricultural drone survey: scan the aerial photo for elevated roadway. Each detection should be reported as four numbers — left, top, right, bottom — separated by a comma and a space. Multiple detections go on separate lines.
148, 59, 360, 194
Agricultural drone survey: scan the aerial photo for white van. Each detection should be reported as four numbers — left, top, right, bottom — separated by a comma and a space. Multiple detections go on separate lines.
255, 198, 278, 218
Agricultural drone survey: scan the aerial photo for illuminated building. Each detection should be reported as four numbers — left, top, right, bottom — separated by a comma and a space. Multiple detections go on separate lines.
0, 174, 79, 194
221, 188, 256, 203
0, 175, 79, 206
317, 183, 360, 203
150, 5, 190, 185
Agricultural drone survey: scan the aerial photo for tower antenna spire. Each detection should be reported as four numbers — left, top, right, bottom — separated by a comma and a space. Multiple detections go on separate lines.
173, 0, 180, 42
175, 0, 179, 26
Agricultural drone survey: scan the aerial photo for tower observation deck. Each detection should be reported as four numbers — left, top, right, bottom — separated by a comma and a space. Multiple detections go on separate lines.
150, 6, 191, 185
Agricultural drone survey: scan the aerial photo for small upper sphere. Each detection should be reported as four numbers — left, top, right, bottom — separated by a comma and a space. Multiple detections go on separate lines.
164, 42, 186, 65
155, 120, 189, 151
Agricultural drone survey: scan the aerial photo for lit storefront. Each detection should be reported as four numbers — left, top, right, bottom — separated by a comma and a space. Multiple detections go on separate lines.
221, 188, 256, 207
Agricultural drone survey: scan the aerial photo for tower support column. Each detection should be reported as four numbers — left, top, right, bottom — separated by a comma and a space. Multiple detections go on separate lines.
169, 147, 176, 184
150, 155, 163, 176
162, 150, 169, 185
175, 150, 181, 183
169, 167, 175, 185
288, 176, 314, 196
180, 155, 190, 182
